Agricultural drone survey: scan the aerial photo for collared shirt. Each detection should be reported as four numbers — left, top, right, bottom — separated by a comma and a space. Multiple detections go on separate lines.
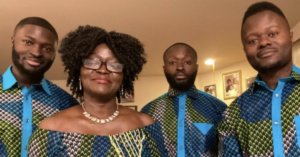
218, 65, 300, 157
141, 86, 227, 157
0, 66, 78, 157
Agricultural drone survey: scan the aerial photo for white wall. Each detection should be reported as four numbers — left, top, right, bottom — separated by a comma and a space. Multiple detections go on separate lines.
292, 21, 300, 42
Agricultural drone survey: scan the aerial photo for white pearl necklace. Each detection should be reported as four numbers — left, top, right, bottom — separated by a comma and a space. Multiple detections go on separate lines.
81, 102, 119, 124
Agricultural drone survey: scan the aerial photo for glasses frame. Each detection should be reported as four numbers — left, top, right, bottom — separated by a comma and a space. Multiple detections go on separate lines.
82, 58, 124, 73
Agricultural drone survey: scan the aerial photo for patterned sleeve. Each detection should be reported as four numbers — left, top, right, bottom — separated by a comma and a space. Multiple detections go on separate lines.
28, 129, 61, 157
217, 102, 243, 157
143, 121, 169, 157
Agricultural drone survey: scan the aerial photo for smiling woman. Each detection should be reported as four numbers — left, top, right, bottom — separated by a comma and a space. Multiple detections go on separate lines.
26, 25, 167, 157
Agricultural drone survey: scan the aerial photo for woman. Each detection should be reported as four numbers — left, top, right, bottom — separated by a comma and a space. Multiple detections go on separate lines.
28, 26, 167, 157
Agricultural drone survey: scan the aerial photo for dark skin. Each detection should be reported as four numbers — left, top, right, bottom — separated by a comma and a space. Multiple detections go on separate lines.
11, 24, 57, 88
242, 11, 293, 89
163, 45, 198, 92
40, 44, 153, 135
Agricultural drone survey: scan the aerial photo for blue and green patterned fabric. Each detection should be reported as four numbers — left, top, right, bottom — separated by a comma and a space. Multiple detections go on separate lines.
28, 121, 168, 157
0, 66, 78, 157
218, 65, 300, 157
141, 86, 227, 157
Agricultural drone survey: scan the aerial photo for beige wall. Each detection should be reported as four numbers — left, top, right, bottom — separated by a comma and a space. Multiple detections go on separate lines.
292, 21, 300, 42
198, 60, 257, 105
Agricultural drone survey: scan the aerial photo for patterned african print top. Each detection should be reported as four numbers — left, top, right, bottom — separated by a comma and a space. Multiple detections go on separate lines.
218, 65, 300, 157
141, 86, 227, 157
0, 66, 78, 157
28, 121, 168, 157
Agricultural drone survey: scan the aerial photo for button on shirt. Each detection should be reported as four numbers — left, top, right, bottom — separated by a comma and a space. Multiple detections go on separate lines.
141, 86, 227, 157
0, 66, 78, 157
218, 65, 300, 157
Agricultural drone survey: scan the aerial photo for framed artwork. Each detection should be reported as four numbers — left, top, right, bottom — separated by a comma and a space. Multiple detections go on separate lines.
222, 70, 242, 100
120, 93, 134, 103
245, 76, 256, 90
127, 105, 138, 111
204, 84, 217, 97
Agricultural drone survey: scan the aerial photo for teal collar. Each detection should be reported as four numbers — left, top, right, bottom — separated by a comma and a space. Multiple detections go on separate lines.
2, 66, 51, 95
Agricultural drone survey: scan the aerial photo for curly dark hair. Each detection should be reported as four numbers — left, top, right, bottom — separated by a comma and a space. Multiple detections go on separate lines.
58, 25, 146, 102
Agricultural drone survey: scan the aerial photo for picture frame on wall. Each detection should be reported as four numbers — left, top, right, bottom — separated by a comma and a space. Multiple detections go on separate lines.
222, 70, 242, 100
245, 76, 256, 90
126, 105, 138, 111
204, 84, 217, 97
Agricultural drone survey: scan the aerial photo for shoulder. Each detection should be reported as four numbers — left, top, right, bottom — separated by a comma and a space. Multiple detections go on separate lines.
196, 89, 227, 110
45, 80, 73, 97
141, 93, 169, 113
45, 80, 78, 105
120, 106, 154, 127
39, 105, 80, 130
138, 112, 155, 126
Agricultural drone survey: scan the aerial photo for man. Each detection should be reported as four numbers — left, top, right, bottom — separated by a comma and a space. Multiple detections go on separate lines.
218, 2, 300, 157
141, 43, 227, 157
0, 17, 78, 157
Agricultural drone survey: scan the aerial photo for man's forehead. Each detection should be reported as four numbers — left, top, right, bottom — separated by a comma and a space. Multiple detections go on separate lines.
242, 11, 289, 35
165, 45, 196, 57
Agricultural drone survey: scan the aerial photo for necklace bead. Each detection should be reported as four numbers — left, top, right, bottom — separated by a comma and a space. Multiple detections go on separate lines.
81, 102, 119, 124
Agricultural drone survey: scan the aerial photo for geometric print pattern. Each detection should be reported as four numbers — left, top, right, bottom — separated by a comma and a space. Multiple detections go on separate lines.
27, 122, 168, 157
0, 75, 78, 157
218, 71, 300, 157
141, 86, 227, 157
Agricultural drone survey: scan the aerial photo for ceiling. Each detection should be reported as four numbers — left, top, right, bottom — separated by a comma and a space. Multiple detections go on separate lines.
1, 0, 300, 80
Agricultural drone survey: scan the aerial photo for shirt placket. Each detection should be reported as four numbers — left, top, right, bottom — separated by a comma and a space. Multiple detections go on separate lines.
271, 81, 285, 157
177, 93, 186, 157
20, 86, 34, 157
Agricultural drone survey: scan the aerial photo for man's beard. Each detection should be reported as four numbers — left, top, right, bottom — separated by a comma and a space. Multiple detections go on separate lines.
12, 46, 53, 76
165, 70, 197, 92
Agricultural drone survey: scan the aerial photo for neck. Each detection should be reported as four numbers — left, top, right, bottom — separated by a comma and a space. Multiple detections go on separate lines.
11, 66, 43, 88
82, 94, 118, 119
258, 63, 293, 89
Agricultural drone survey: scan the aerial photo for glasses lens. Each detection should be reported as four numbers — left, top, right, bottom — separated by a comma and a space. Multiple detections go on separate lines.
107, 62, 124, 72
83, 59, 100, 70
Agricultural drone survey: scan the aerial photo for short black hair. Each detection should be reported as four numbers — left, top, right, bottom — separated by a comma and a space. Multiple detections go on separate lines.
163, 42, 198, 61
59, 25, 146, 102
227, 79, 232, 83
242, 1, 287, 28
14, 17, 58, 41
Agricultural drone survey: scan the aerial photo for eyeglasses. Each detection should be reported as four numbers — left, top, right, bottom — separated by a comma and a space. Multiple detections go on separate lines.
82, 59, 124, 72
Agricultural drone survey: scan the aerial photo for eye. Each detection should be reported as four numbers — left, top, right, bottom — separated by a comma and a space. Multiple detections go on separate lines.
269, 32, 278, 37
24, 40, 33, 45
248, 39, 258, 45
185, 61, 192, 65
169, 61, 176, 65
44, 47, 53, 52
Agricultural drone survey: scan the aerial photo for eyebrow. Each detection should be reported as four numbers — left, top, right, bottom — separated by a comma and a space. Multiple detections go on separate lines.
245, 25, 281, 39
23, 35, 54, 47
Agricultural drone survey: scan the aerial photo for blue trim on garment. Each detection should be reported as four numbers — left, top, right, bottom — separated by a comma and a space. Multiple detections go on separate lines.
271, 80, 285, 157
2, 65, 51, 95
20, 86, 33, 157
294, 116, 300, 147
292, 64, 300, 74
177, 92, 186, 157
193, 123, 213, 135
41, 78, 51, 95
3, 66, 17, 90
